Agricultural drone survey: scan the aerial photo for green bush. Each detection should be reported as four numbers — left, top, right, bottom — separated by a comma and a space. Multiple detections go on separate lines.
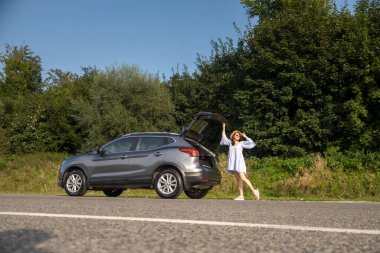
325, 147, 380, 172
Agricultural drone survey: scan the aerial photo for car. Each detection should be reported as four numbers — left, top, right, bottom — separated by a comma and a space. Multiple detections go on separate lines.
57, 112, 226, 199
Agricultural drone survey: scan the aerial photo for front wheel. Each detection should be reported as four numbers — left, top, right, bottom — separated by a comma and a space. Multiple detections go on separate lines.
155, 169, 183, 199
103, 189, 123, 197
64, 170, 87, 196
184, 188, 210, 199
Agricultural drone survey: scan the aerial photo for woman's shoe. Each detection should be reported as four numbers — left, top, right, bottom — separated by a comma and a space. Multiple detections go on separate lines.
253, 189, 260, 200
233, 196, 244, 201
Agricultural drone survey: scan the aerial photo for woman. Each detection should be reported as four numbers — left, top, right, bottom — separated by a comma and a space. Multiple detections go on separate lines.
220, 123, 260, 200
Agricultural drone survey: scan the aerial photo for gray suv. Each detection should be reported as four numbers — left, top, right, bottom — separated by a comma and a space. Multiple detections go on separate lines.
57, 112, 226, 199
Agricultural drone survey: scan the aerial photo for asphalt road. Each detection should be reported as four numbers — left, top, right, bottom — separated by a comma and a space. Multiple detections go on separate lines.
0, 194, 379, 253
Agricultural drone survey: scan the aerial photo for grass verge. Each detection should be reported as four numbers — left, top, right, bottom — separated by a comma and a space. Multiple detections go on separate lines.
0, 152, 378, 201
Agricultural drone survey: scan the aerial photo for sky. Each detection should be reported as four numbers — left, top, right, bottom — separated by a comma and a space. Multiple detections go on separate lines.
0, 0, 355, 80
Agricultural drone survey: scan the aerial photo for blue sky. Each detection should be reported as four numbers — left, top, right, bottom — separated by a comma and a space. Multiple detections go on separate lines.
0, 0, 355, 79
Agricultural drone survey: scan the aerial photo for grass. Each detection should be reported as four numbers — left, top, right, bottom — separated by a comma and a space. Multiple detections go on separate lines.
209, 153, 380, 201
0, 152, 379, 201
265, 154, 380, 200
0, 152, 66, 194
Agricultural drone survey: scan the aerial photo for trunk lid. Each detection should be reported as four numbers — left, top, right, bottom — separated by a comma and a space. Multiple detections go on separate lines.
181, 112, 227, 151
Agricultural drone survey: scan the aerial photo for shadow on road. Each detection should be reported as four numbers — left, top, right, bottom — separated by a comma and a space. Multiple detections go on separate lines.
0, 229, 53, 253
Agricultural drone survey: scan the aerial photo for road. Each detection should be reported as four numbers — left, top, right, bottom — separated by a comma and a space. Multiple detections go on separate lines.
0, 194, 379, 252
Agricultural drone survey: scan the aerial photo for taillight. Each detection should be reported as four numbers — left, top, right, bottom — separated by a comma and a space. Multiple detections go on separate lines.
179, 148, 200, 157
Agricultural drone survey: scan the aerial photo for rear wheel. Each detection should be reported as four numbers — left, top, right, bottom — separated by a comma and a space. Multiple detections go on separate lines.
184, 188, 210, 199
103, 189, 123, 197
64, 170, 87, 196
155, 169, 183, 199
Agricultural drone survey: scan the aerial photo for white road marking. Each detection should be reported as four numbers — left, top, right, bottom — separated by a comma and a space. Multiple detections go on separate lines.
0, 211, 379, 235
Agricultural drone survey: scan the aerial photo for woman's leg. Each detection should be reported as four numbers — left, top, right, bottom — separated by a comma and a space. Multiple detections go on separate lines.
238, 172, 260, 200
233, 172, 244, 197
238, 172, 256, 193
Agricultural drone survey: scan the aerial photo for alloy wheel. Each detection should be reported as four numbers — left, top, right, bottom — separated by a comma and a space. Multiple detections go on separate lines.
63, 170, 87, 196
157, 172, 178, 195
66, 173, 83, 193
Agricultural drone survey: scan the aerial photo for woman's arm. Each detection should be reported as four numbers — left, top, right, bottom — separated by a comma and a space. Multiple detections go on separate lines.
220, 123, 231, 146
241, 133, 256, 149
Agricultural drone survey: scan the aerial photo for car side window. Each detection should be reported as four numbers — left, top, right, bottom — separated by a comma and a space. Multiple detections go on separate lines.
137, 137, 172, 151
165, 137, 175, 145
102, 137, 137, 154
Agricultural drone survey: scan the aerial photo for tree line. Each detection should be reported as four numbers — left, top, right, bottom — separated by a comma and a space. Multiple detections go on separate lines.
0, 0, 379, 157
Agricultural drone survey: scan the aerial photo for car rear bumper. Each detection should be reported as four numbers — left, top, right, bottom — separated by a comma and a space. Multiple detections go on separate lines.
183, 167, 221, 189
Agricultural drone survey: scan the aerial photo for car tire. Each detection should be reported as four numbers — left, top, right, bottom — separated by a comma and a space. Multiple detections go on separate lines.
64, 170, 87, 196
155, 169, 183, 199
184, 188, 210, 199
103, 189, 123, 197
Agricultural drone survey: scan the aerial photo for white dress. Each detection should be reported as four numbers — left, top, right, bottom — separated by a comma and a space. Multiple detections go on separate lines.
220, 134, 256, 174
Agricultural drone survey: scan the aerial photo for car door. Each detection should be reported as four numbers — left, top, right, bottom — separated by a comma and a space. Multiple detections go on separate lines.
126, 136, 171, 185
90, 136, 138, 186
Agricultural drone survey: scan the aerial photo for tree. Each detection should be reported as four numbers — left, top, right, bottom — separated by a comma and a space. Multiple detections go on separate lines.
237, 0, 379, 155
238, 0, 341, 156
352, 0, 380, 152
0, 44, 43, 95
73, 65, 176, 151
168, 70, 200, 127
0, 44, 44, 153
169, 0, 379, 156
0, 43, 98, 153
0, 99, 9, 154
168, 37, 249, 130
40, 67, 98, 153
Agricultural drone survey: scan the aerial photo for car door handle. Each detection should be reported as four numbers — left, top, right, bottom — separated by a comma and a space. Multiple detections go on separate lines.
154, 152, 163, 157
119, 155, 128, 159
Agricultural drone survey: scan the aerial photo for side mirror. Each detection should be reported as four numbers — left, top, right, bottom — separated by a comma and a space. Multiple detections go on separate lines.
97, 147, 105, 155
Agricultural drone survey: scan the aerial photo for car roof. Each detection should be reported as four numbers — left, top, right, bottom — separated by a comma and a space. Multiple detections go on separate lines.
122, 132, 180, 137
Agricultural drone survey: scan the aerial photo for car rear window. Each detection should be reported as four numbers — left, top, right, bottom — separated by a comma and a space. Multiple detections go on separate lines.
188, 119, 209, 135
